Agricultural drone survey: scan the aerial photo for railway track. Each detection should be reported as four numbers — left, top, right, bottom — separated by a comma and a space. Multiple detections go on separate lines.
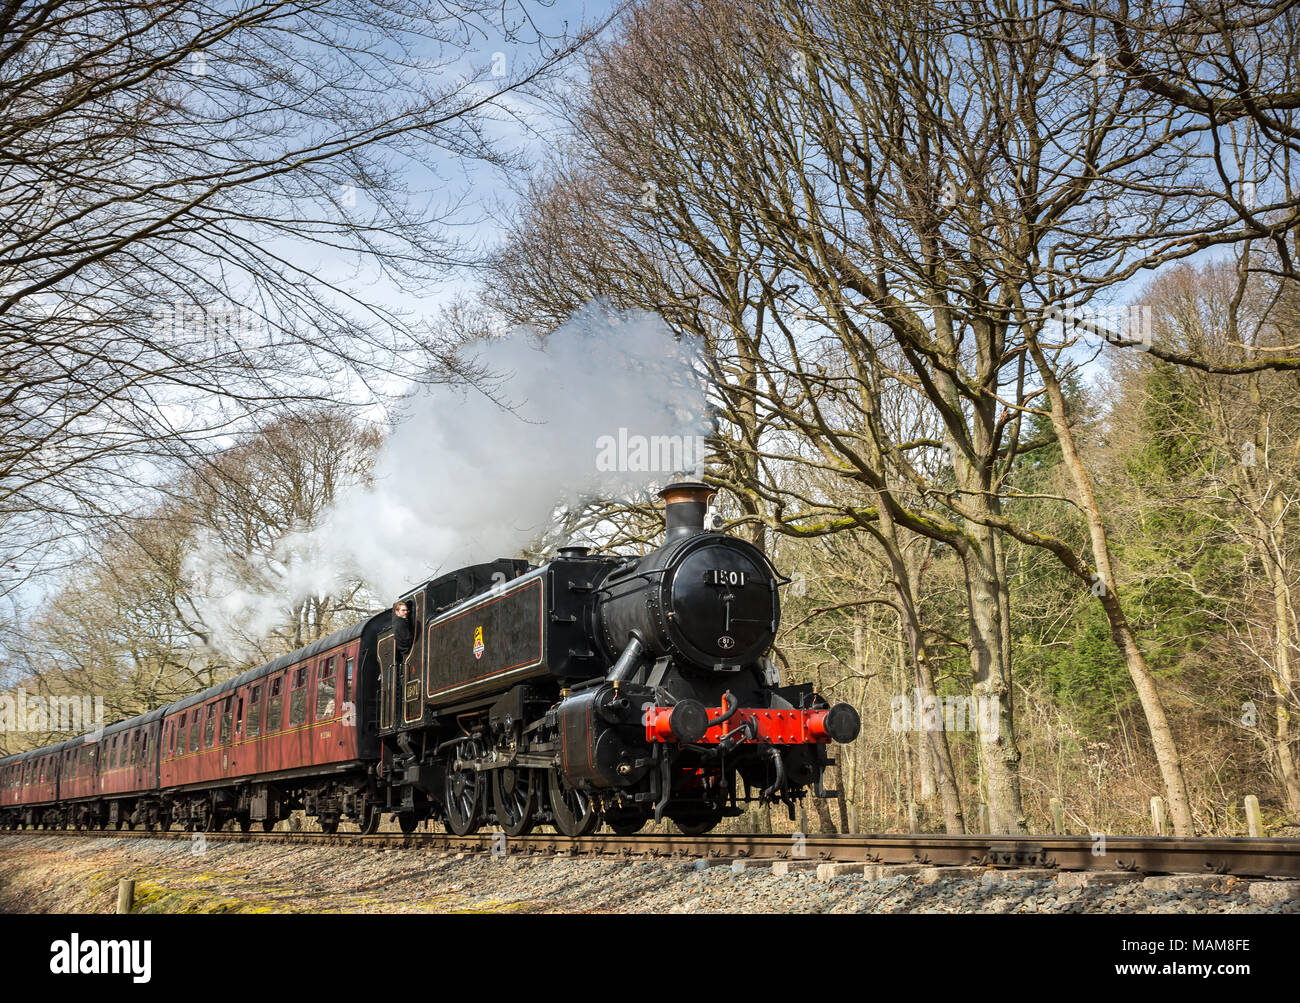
7, 827, 1300, 879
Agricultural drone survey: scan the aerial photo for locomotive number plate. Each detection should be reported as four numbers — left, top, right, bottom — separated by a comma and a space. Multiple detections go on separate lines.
705, 569, 746, 586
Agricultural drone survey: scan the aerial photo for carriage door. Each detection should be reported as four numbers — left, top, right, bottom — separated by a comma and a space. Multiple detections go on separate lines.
402, 591, 426, 725
379, 634, 395, 732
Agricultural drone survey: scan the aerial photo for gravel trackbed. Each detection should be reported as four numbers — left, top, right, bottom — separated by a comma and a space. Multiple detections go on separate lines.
0, 834, 1296, 914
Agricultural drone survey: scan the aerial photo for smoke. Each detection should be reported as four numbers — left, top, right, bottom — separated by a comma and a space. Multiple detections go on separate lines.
185, 304, 709, 655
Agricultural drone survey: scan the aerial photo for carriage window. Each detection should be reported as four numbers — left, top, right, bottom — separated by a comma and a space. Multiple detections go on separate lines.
204, 704, 217, 747
344, 657, 354, 702
234, 695, 244, 738
220, 697, 233, 744
316, 658, 337, 720
140, 732, 149, 761
177, 713, 187, 755
190, 711, 200, 752
129, 732, 139, 765
267, 677, 283, 733
289, 667, 308, 727
247, 685, 263, 738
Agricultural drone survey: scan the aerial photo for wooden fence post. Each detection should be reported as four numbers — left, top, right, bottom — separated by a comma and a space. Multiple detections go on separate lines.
1050, 797, 1064, 835
976, 803, 989, 833
1150, 796, 1167, 836
116, 879, 135, 915
1245, 795, 1263, 837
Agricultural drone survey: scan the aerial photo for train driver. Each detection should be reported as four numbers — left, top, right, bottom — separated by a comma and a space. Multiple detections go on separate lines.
393, 600, 414, 665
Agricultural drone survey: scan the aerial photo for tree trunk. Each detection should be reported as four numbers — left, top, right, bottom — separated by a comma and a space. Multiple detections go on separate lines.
1029, 336, 1195, 835
964, 522, 1027, 834
1257, 496, 1300, 814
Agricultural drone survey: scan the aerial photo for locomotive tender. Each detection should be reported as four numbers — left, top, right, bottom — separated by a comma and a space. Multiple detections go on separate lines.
0, 483, 859, 837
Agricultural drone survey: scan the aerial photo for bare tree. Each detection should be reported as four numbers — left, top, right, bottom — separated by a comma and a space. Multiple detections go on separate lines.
0, 0, 605, 623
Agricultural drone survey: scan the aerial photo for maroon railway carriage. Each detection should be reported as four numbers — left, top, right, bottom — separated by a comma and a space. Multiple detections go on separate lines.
159, 620, 382, 832
0, 753, 17, 820
0, 711, 167, 830
0, 741, 76, 828
0, 751, 25, 821
86, 709, 166, 829
1, 620, 385, 833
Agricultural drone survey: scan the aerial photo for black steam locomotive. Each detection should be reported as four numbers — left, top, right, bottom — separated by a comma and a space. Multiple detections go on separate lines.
379, 481, 859, 836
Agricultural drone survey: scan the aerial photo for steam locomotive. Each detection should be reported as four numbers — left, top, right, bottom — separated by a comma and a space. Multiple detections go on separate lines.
0, 482, 859, 837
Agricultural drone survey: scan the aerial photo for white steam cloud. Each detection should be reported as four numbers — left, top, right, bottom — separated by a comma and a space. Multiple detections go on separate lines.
185, 305, 709, 656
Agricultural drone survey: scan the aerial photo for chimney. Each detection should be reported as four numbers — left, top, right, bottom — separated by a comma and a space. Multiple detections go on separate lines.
658, 481, 716, 543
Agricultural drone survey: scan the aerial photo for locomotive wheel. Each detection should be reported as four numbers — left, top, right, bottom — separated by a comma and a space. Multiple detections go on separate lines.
398, 813, 419, 835
668, 808, 723, 836
547, 769, 598, 837
444, 739, 485, 836
319, 817, 339, 835
492, 766, 537, 837
603, 808, 647, 836
237, 816, 252, 834
357, 804, 380, 835
261, 819, 276, 832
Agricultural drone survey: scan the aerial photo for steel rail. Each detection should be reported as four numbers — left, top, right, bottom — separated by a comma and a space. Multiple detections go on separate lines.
4, 827, 1300, 878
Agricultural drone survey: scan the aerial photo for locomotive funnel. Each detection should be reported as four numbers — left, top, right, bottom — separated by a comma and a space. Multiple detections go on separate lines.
659, 480, 715, 542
